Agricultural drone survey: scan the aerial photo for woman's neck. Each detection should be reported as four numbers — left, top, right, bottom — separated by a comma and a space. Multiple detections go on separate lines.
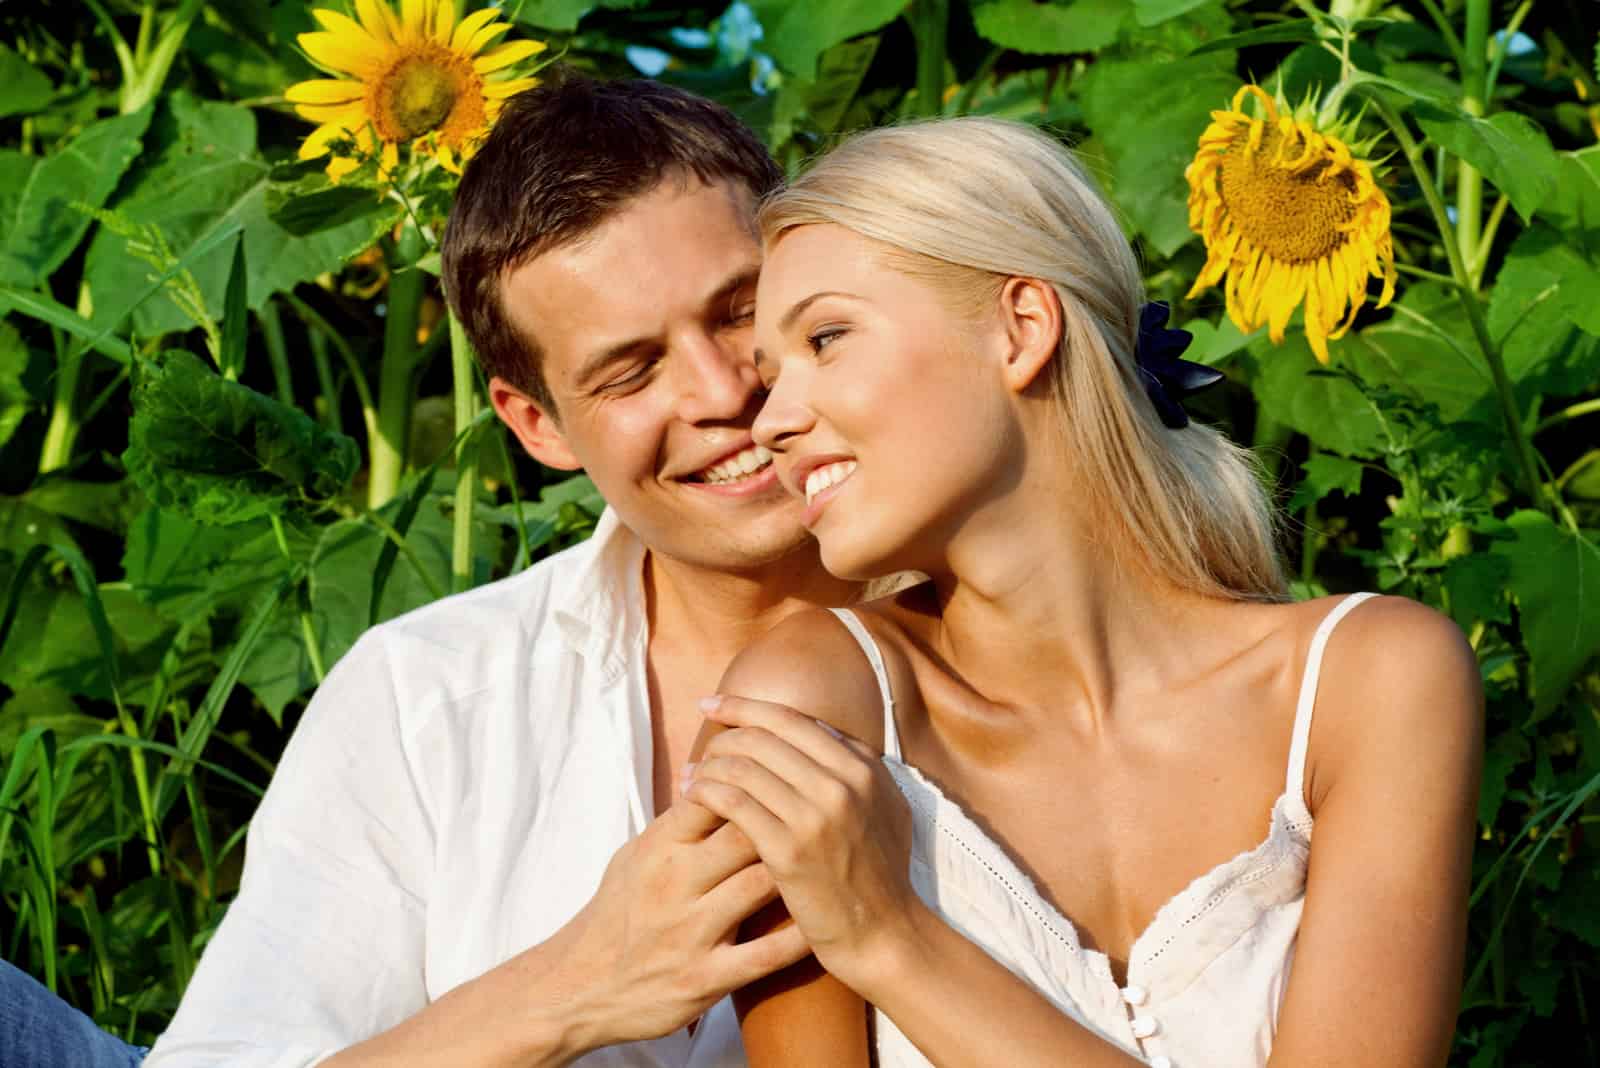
925, 481, 1241, 733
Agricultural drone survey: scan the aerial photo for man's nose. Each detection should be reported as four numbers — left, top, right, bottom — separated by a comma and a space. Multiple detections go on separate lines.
678, 331, 762, 424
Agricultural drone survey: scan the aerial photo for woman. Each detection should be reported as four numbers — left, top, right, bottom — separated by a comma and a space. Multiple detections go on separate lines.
683, 117, 1481, 1067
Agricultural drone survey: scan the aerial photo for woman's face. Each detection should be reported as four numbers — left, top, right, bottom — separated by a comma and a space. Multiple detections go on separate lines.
751, 224, 1021, 580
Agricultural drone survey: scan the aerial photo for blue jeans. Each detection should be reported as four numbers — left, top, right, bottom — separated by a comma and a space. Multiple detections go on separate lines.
0, 958, 146, 1066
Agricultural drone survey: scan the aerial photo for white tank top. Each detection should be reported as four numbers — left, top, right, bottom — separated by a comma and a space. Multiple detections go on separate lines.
827, 593, 1377, 1068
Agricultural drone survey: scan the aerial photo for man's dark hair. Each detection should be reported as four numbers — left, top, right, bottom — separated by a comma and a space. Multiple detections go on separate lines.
442, 72, 783, 415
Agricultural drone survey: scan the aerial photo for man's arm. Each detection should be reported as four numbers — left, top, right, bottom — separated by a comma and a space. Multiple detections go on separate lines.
149, 629, 807, 1068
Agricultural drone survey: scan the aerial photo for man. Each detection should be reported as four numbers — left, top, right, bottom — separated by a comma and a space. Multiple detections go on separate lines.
142, 75, 862, 1065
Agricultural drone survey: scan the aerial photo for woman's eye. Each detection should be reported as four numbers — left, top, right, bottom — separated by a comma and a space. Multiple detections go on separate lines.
728, 304, 756, 326
808, 327, 846, 352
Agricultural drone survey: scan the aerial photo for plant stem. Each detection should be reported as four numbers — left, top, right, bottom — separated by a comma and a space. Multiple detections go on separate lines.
905, 0, 949, 118
307, 324, 343, 432
38, 353, 82, 475
286, 293, 376, 444
1536, 398, 1600, 436
121, 0, 204, 114
1455, 0, 1489, 282
270, 515, 326, 684
1368, 95, 1551, 516
449, 313, 479, 594
257, 301, 295, 407
369, 227, 428, 508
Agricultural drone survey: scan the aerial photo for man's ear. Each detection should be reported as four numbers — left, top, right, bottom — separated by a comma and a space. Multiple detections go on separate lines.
490, 376, 582, 471
996, 276, 1062, 394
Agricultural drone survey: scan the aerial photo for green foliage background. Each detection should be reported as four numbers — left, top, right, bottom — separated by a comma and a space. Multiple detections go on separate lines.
1, 1, 1596, 1063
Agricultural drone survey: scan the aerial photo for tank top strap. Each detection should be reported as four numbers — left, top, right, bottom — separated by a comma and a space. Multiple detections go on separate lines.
826, 607, 900, 760
1285, 593, 1379, 817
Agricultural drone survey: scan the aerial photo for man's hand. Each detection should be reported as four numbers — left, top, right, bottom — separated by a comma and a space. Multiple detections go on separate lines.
541, 795, 812, 1052
325, 799, 808, 1068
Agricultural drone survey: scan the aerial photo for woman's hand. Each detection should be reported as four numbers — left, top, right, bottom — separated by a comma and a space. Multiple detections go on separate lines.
684, 694, 924, 999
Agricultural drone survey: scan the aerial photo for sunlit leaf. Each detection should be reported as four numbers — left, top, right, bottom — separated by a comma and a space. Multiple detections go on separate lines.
1493, 511, 1600, 717
971, 0, 1131, 54
1415, 103, 1559, 224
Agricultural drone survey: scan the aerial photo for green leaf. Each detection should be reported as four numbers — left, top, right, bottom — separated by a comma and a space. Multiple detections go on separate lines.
0, 286, 133, 365
1247, 334, 1386, 458
0, 106, 154, 289
123, 349, 359, 526
747, 0, 907, 80
0, 580, 173, 702
514, 0, 598, 31
1287, 454, 1364, 512
1134, 0, 1212, 27
1548, 854, 1600, 948
971, 0, 1131, 54
1076, 57, 1239, 256
0, 46, 54, 119
1188, 17, 1319, 55
1414, 104, 1559, 224
1487, 225, 1600, 402
122, 506, 306, 622
83, 92, 397, 338
219, 237, 248, 380
0, 321, 35, 451
1493, 511, 1600, 716
1344, 282, 1492, 425
770, 35, 882, 146
1539, 146, 1600, 249
1477, 729, 1528, 826
265, 164, 399, 237
239, 489, 495, 717
1443, 551, 1511, 629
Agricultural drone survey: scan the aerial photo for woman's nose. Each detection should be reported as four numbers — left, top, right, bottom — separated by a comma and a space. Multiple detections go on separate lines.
752, 370, 814, 452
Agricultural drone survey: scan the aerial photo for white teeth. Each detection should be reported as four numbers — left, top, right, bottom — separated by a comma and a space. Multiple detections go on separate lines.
700, 444, 773, 485
804, 461, 857, 506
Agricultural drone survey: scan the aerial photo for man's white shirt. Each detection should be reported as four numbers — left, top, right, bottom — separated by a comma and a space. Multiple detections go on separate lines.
146, 509, 745, 1067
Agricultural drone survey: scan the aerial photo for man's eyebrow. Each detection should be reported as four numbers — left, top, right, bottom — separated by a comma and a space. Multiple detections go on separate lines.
779, 291, 858, 332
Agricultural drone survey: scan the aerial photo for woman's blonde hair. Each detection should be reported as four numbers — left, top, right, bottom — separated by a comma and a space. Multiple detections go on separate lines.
760, 118, 1287, 601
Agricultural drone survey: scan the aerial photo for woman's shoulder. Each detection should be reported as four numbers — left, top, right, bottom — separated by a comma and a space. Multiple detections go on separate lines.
719, 606, 891, 751
1294, 593, 1483, 798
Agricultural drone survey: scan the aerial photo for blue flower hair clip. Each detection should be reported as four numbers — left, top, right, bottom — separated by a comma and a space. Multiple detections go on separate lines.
1134, 302, 1224, 430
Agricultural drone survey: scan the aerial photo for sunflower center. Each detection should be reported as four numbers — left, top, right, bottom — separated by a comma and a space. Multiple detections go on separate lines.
376, 51, 466, 140
1218, 124, 1357, 264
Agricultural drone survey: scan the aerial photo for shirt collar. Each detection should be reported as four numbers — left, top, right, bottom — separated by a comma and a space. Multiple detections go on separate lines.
552, 507, 648, 681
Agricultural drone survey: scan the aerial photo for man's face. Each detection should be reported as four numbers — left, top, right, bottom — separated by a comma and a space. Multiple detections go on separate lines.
495, 177, 813, 573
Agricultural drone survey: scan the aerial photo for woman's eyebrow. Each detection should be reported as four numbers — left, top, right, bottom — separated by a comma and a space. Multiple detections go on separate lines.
779, 291, 860, 332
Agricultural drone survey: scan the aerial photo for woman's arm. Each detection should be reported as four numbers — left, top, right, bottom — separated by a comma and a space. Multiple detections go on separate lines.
688, 609, 891, 1068
690, 610, 1146, 1068
1267, 597, 1483, 1067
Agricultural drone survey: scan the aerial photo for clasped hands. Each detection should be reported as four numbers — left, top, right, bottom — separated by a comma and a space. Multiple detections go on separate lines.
682, 695, 923, 1000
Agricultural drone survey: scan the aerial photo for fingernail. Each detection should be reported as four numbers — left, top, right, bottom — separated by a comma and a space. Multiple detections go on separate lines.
679, 762, 699, 796
814, 718, 844, 740
698, 695, 723, 713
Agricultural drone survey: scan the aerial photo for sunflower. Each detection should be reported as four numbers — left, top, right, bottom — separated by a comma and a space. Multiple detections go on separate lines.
1184, 85, 1396, 363
285, 0, 544, 181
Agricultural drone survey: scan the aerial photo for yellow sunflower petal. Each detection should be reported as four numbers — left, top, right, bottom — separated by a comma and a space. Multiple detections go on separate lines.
297, 123, 346, 160
381, 139, 400, 175
326, 154, 361, 182
292, 100, 367, 126
399, 0, 429, 40
311, 8, 381, 45
452, 7, 503, 52
474, 39, 546, 74
483, 77, 538, 99
433, 0, 455, 43
285, 78, 366, 104
465, 19, 513, 55
355, 0, 399, 42
436, 141, 459, 173
299, 31, 386, 77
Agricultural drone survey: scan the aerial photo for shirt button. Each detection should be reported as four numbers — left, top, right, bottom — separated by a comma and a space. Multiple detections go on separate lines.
1149, 1058, 1173, 1068
1121, 984, 1149, 1006
1131, 1015, 1160, 1039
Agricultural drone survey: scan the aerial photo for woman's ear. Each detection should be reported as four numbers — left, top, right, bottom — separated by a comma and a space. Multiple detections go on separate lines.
490, 376, 582, 470
996, 276, 1062, 394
